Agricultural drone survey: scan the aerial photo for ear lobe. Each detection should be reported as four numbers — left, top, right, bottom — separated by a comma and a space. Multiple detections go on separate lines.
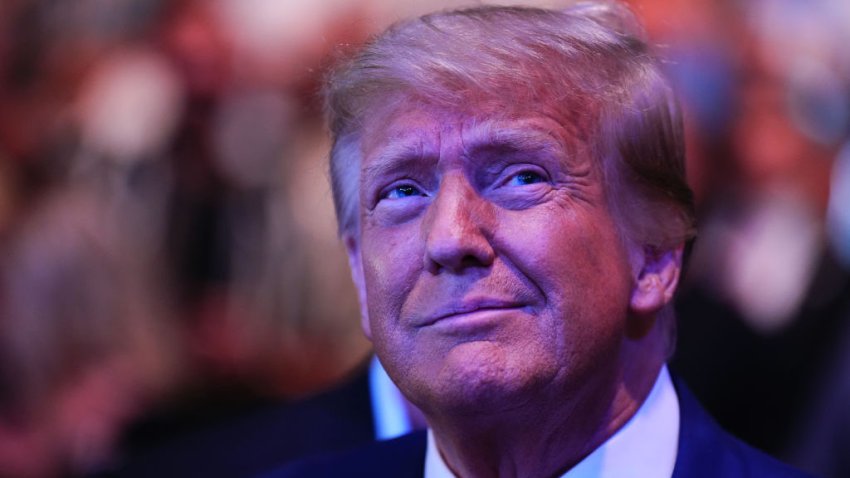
629, 245, 683, 323
344, 234, 372, 341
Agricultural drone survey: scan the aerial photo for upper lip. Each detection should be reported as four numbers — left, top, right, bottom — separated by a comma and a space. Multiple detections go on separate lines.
414, 298, 525, 328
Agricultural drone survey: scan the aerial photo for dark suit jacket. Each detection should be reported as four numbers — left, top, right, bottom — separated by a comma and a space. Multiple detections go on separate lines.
261, 380, 811, 478
110, 363, 376, 478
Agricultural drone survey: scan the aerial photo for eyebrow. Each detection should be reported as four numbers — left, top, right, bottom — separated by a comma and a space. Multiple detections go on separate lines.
361, 137, 435, 181
361, 118, 571, 180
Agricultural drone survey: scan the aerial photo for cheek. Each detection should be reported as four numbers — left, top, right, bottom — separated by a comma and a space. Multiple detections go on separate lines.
501, 209, 633, 339
360, 224, 424, 329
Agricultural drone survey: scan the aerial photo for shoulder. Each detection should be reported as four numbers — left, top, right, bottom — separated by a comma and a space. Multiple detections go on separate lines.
673, 378, 814, 478
259, 430, 427, 478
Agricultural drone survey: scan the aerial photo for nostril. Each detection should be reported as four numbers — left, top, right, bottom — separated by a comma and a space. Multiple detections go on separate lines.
461, 252, 493, 268
424, 228, 495, 274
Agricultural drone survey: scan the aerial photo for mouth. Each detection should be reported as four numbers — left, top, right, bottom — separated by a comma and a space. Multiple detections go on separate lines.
415, 300, 527, 330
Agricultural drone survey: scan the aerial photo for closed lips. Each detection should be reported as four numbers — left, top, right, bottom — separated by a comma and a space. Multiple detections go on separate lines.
416, 300, 526, 328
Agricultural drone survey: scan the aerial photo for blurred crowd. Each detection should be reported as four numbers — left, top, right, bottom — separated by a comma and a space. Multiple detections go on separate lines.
0, 0, 847, 477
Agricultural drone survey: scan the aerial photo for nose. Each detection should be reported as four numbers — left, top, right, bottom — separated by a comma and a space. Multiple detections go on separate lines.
423, 173, 495, 274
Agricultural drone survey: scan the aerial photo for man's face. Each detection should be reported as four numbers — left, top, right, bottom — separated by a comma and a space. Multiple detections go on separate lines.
348, 100, 640, 415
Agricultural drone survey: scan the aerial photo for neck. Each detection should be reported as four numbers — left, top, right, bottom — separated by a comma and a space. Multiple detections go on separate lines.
426, 337, 666, 478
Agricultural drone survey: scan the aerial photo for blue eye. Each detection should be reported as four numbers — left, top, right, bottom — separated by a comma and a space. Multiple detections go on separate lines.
383, 184, 424, 200
507, 170, 545, 186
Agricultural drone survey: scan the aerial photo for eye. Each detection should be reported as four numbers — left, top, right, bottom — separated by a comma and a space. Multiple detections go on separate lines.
381, 183, 425, 200
506, 170, 546, 186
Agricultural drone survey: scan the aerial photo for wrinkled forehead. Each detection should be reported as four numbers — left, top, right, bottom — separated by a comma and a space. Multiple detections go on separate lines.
357, 95, 593, 168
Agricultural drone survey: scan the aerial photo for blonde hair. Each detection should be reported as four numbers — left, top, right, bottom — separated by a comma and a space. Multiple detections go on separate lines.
324, 1, 695, 250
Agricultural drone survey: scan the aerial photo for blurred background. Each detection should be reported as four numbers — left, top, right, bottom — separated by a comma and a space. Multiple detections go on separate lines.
0, 0, 847, 477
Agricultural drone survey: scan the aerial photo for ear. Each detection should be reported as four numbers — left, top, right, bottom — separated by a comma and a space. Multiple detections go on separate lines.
629, 244, 683, 324
344, 234, 372, 341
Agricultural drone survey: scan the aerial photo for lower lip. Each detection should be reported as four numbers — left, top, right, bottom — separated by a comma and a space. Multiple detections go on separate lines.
425, 307, 524, 335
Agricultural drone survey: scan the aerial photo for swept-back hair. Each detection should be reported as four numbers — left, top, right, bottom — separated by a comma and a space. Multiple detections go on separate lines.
324, 1, 695, 250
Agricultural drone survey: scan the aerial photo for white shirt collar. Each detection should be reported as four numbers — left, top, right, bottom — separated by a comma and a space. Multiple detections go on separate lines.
370, 356, 413, 440
424, 365, 680, 478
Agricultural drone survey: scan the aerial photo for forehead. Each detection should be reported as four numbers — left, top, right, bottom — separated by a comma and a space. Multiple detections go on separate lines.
358, 97, 589, 168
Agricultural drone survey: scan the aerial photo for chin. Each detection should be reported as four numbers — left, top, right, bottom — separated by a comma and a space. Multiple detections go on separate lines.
411, 341, 559, 416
